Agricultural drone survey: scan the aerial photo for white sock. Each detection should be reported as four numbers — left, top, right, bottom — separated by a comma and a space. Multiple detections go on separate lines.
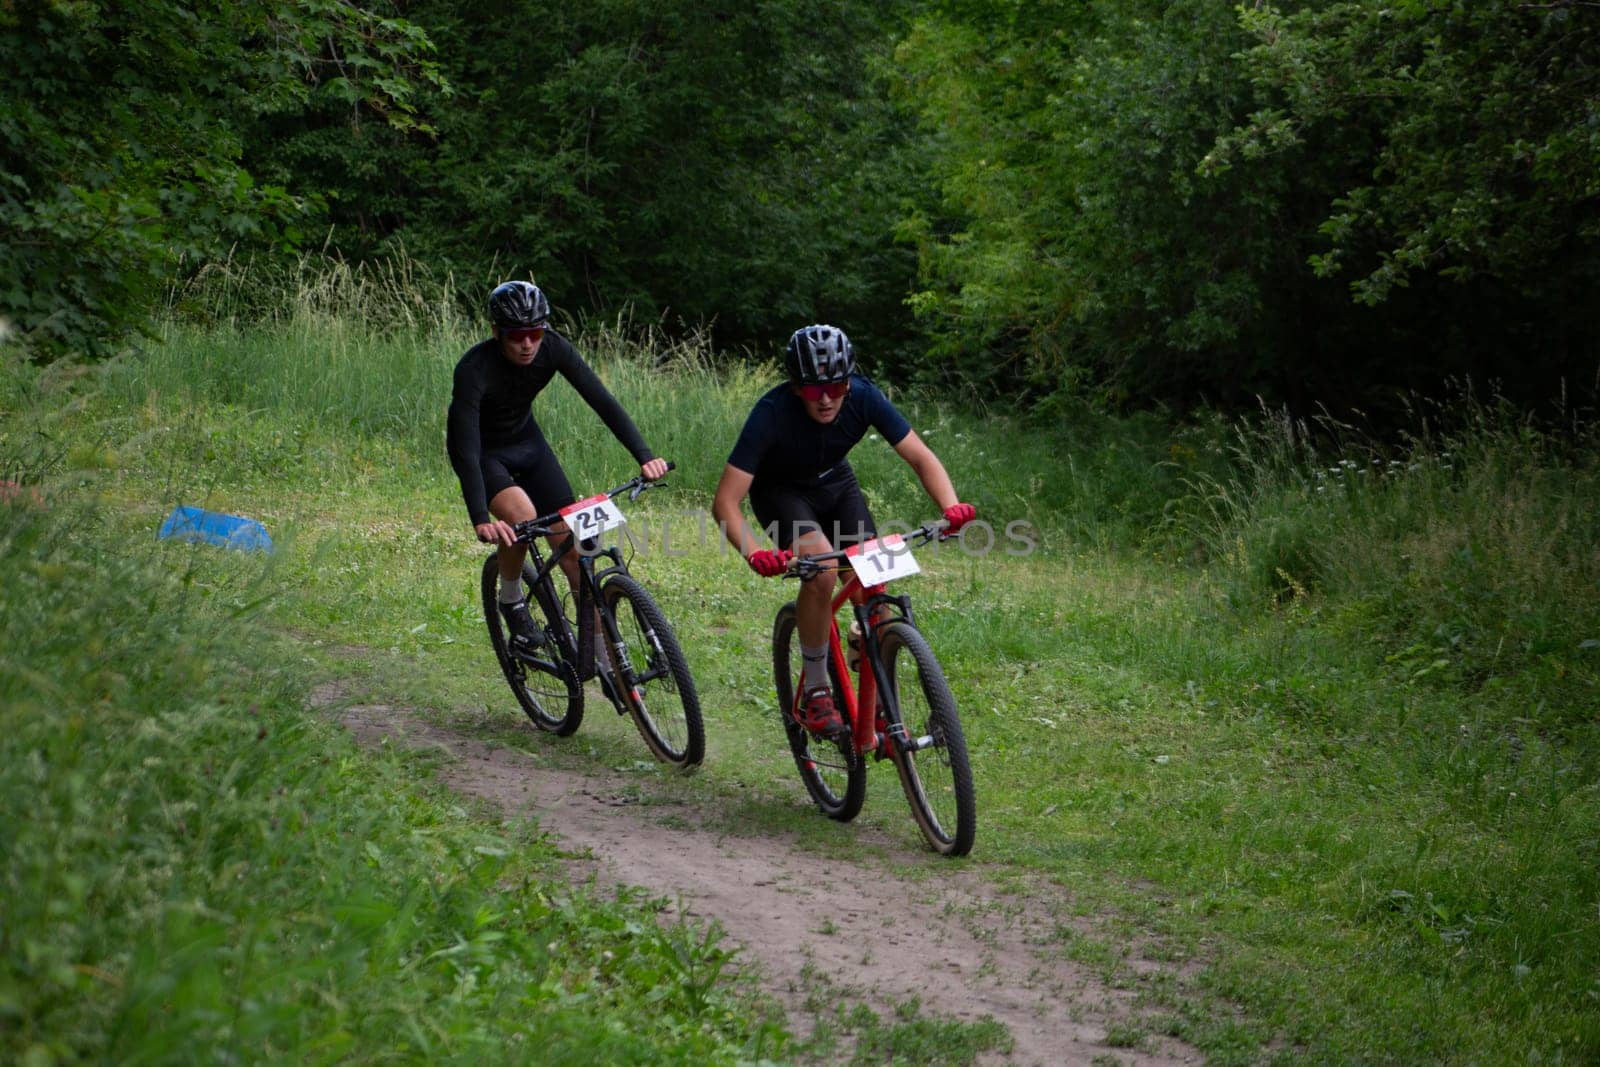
801, 644, 828, 689
499, 578, 524, 605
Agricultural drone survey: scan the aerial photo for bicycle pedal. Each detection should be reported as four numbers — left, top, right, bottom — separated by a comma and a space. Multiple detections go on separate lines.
814, 722, 852, 744
509, 630, 547, 651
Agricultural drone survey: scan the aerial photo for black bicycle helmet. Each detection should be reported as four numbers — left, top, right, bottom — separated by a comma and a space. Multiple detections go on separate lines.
487, 280, 550, 329
784, 324, 855, 384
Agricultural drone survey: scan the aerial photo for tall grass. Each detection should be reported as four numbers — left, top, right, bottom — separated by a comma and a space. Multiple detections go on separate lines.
166, 251, 471, 339
1175, 397, 1600, 729
0, 494, 783, 1065
127, 257, 467, 452
130, 256, 1600, 721
131, 256, 1234, 557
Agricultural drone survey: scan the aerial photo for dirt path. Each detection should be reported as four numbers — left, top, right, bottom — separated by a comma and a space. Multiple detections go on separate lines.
325, 692, 1200, 1066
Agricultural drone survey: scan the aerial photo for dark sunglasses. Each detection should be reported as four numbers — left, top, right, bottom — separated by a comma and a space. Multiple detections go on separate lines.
796, 381, 849, 402
500, 325, 546, 343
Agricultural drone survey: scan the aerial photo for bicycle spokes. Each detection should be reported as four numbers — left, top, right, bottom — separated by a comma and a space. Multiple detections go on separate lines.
481, 553, 583, 736
878, 621, 975, 857
772, 602, 866, 822
602, 573, 704, 768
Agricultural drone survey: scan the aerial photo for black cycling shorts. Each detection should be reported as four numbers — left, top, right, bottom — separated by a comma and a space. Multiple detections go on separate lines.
750, 471, 877, 551
480, 439, 576, 516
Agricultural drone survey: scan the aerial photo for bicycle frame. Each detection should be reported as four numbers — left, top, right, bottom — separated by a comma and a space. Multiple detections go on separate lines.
519, 530, 621, 682
828, 575, 900, 758
510, 472, 673, 695
792, 524, 940, 760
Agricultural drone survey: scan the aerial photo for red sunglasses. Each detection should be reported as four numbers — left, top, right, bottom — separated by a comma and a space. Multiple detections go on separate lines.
796, 381, 849, 402
500, 325, 546, 343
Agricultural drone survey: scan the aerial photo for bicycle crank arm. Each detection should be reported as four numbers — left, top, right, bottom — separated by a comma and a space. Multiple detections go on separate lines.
870, 720, 913, 762
886, 720, 941, 754
626, 662, 670, 684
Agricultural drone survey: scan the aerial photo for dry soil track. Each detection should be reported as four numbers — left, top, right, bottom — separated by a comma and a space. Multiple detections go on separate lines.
322, 688, 1201, 1066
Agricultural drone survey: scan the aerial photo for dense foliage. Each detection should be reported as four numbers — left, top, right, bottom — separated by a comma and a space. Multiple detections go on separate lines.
894, 0, 1600, 412
6, 0, 1598, 415
240, 0, 925, 358
0, 0, 440, 357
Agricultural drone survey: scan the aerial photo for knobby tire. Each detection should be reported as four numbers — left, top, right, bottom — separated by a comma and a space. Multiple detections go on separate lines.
601, 573, 705, 767
481, 553, 583, 736
878, 621, 976, 856
772, 602, 866, 822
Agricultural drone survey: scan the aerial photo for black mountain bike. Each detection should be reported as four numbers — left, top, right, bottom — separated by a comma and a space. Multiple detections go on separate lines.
480, 467, 704, 767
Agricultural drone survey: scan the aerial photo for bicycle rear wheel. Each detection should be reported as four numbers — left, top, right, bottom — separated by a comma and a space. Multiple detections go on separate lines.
601, 573, 704, 767
877, 621, 975, 856
481, 553, 583, 736
772, 603, 865, 822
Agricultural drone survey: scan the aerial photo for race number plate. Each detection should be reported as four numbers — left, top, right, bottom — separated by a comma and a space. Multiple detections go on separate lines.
846, 534, 921, 583
560, 493, 627, 538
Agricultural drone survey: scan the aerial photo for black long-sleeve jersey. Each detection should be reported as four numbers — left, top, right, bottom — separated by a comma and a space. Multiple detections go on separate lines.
446, 331, 654, 524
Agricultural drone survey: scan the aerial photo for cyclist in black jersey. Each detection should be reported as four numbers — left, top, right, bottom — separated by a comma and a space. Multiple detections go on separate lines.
712, 324, 975, 737
448, 280, 668, 649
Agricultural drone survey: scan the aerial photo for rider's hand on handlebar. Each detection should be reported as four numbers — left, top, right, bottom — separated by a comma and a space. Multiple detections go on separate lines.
942, 502, 976, 534
475, 519, 518, 546
746, 548, 793, 578
641, 457, 670, 481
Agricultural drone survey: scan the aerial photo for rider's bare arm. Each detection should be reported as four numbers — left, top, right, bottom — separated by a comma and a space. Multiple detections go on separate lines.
712, 463, 762, 557
892, 431, 959, 513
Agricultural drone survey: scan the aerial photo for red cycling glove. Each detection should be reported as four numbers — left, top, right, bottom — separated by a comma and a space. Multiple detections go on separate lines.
943, 502, 977, 533
746, 548, 794, 577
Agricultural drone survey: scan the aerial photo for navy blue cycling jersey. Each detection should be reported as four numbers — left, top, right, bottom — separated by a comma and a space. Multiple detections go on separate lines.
727, 375, 912, 489
446, 331, 653, 525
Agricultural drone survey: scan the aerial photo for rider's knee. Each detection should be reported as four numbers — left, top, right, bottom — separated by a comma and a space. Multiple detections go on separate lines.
803, 567, 837, 598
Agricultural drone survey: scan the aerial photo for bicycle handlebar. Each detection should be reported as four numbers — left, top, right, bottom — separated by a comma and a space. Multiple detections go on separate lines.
510, 461, 676, 543
783, 519, 950, 580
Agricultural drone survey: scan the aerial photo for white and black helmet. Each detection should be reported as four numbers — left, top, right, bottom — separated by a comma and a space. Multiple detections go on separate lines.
784, 324, 855, 385
488, 280, 550, 329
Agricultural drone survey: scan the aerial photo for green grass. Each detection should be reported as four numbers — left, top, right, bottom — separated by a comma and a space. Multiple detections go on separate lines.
5, 286, 1600, 1065
798, 988, 1013, 1066
0, 495, 790, 1064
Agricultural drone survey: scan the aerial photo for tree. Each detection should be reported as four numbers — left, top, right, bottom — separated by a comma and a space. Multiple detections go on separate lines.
0, 0, 441, 357
1215, 0, 1600, 305
892, 0, 1600, 415
893, 1, 1291, 402
241, 0, 929, 358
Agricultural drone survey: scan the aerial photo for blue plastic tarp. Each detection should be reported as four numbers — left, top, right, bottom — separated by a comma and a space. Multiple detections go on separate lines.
158, 505, 273, 552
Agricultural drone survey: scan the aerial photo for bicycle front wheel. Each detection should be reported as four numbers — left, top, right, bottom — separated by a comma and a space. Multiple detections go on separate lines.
601, 574, 704, 767
481, 553, 583, 736
772, 602, 865, 822
878, 621, 975, 856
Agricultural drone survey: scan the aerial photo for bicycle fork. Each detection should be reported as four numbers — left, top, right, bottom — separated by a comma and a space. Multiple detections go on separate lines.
852, 606, 938, 761
579, 555, 659, 707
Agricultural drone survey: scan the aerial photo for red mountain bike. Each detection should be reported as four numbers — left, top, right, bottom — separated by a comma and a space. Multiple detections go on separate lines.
773, 520, 976, 856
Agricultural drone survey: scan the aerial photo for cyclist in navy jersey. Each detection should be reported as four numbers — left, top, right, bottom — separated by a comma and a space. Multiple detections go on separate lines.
449, 280, 668, 652
712, 324, 975, 737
